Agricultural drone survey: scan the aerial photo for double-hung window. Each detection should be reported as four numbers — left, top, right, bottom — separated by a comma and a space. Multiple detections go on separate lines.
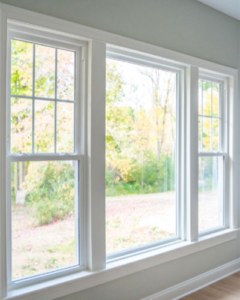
7, 27, 85, 285
198, 78, 226, 233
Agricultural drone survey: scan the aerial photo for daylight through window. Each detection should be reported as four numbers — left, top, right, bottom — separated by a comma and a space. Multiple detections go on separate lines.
9, 37, 79, 281
198, 79, 224, 232
106, 57, 179, 256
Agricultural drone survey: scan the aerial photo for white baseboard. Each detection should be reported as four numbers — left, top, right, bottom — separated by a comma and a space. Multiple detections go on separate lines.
142, 258, 240, 300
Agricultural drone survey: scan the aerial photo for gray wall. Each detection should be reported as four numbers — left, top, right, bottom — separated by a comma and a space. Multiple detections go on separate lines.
1, 0, 239, 68
1, 0, 239, 299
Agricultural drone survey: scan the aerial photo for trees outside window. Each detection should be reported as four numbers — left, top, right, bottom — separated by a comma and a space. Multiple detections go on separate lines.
106, 58, 178, 255
10, 38, 79, 281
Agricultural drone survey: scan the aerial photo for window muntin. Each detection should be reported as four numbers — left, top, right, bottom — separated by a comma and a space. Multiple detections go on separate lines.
198, 79, 225, 233
10, 39, 75, 154
8, 35, 81, 283
106, 57, 179, 256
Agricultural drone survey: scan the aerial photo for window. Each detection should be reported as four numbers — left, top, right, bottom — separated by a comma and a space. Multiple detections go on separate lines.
198, 79, 225, 233
7, 30, 84, 284
106, 55, 181, 258
0, 9, 237, 299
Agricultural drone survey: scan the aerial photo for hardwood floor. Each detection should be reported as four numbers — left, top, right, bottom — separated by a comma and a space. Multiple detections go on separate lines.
181, 272, 240, 300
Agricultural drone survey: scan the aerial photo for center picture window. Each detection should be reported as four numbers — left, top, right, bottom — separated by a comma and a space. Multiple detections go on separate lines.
105, 57, 179, 257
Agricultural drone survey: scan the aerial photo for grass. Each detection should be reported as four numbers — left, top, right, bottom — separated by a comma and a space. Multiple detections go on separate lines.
106, 182, 170, 197
12, 204, 76, 280
106, 192, 176, 253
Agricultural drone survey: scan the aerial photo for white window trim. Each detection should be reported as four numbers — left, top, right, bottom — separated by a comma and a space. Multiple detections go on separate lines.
186, 66, 199, 242
3, 229, 238, 300
0, 3, 238, 300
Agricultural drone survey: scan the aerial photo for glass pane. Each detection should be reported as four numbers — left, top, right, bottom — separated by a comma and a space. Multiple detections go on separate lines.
57, 49, 75, 100
57, 102, 74, 152
35, 45, 55, 98
198, 117, 202, 151
11, 40, 33, 96
212, 84, 219, 117
11, 161, 78, 280
199, 157, 223, 232
202, 117, 211, 151
11, 98, 32, 153
198, 80, 202, 115
106, 58, 177, 255
202, 81, 211, 116
35, 100, 54, 153
212, 118, 219, 151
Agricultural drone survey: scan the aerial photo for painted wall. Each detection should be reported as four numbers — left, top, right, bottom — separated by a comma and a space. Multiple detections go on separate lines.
1, 0, 239, 68
57, 241, 238, 300
1, 0, 239, 299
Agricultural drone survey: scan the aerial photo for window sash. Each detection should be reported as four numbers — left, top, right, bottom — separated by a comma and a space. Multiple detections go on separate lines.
11, 94, 75, 103
7, 154, 83, 162
198, 155, 226, 233
198, 152, 225, 157
10, 37, 77, 155
198, 78, 224, 153
7, 159, 83, 285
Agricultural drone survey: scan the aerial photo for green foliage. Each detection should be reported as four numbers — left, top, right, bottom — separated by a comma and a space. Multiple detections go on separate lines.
11, 47, 178, 228
106, 60, 176, 197
11, 40, 33, 96
106, 153, 175, 196
24, 161, 75, 225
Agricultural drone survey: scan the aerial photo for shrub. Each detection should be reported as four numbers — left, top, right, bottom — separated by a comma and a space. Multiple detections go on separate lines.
24, 161, 75, 225
106, 153, 176, 197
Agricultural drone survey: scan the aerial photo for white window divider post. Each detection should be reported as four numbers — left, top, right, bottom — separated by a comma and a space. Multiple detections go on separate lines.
186, 66, 199, 242
0, 7, 7, 299
87, 40, 106, 270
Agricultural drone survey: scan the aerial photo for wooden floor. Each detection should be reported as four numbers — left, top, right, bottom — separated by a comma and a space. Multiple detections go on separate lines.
181, 272, 240, 300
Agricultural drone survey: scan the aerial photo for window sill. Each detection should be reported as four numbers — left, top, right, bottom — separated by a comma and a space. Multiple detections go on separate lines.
4, 229, 238, 300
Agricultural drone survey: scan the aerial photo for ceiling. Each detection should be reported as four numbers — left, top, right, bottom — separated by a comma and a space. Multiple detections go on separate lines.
198, 0, 240, 21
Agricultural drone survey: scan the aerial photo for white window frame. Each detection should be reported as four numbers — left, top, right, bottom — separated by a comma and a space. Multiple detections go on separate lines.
198, 74, 228, 236
106, 46, 185, 262
6, 24, 88, 289
0, 3, 238, 300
